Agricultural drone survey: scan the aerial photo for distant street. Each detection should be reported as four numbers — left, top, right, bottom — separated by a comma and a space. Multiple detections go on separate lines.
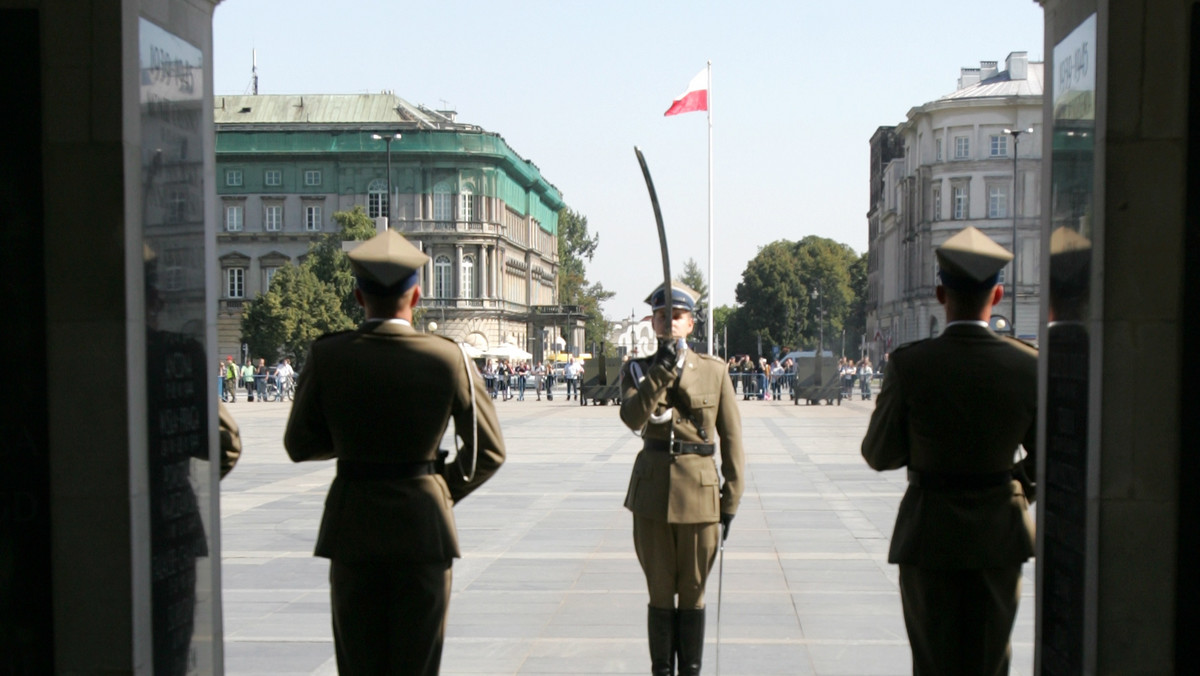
219, 392, 1034, 675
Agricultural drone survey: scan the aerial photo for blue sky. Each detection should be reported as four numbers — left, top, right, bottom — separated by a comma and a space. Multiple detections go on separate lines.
213, 0, 1045, 320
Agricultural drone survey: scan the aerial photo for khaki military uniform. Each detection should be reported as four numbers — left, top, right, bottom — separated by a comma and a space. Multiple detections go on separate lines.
862, 323, 1037, 676
620, 349, 744, 609
285, 319, 504, 675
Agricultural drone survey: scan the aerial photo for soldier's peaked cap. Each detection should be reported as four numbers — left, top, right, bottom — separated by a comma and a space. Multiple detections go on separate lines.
645, 282, 698, 312
347, 229, 430, 296
936, 226, 1012, 290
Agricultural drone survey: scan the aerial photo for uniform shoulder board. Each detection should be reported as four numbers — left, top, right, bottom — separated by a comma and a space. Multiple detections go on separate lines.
891, 338, 928, 354
695, 352, 726, 364
313, 329, 354, 344
1002, 334, 1039, 351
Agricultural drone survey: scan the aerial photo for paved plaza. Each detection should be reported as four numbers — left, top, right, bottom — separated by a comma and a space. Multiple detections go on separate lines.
218, 388, 1035, 675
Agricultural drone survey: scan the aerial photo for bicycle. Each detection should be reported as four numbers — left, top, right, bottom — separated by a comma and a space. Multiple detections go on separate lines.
277, 376, 295, 401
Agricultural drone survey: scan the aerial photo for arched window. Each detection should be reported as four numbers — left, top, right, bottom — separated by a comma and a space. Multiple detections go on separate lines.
461, 255, 475, 299
434, 255, 451, 299
367, 178, 387, 219
432, 181, 452, 222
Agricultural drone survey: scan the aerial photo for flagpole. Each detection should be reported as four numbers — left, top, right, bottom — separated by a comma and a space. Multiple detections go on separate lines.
706, 60, 714, 355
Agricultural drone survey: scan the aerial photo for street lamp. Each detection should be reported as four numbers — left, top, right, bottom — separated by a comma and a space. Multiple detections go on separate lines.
371, 132, 402, 226
1003, 126, 1033, 335
811, 282, 824, 355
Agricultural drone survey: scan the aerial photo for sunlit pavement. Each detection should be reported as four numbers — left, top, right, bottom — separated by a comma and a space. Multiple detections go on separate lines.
218, 388, 1034, 675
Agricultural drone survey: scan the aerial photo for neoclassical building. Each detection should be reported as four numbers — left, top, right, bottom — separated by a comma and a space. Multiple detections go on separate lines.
214, 93, 574, 360
866, 52, 1044, 358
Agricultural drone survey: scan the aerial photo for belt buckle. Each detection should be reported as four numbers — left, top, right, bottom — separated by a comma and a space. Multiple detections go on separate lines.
669, 440, 682, 456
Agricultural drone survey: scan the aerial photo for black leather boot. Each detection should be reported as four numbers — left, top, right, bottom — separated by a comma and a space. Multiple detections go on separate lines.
676, 607, 706, 676
647, 606, 675, 676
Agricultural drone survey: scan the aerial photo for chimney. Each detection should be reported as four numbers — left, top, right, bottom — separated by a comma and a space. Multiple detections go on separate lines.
980, 61, 999, 80
958, 67, 981, 90
1006, 51, 1028, 80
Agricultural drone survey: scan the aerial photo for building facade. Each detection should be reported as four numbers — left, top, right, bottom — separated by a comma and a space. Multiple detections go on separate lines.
214, 94, 567, 361
866, 52, 1044, 359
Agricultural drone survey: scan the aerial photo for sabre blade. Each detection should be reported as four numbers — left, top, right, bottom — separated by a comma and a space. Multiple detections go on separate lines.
634, 147, 672, 331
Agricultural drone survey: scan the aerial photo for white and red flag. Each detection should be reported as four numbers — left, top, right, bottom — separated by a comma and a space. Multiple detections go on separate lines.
664, 68, 708, 117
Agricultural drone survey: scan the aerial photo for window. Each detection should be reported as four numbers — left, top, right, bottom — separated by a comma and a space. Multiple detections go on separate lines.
952, 185, 968, 219
954, 136, 970, 160
264, 169, 282, 186
225, 169, 243, 186
264, 204, 282, 231
225, 267, 245, 298
304, 170, 321, 186
932, 187, 942, 221
935, 138, 943, 162
990, 135, 1009, 157
432, 181, 452, 221
459, 190, 474, 222
305, 205, 322, 232
988, 185, 1008, 219
367, 178, 387, 218
263, 266, 279, 290
225, 205, 243, 231
460, 254, 475, 298
434, 255, 451, 298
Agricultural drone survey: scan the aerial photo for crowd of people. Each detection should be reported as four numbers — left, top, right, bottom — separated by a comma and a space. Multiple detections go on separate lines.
218, 355, 295, 402
478, 356, 585, 401
722, 353, 885, 401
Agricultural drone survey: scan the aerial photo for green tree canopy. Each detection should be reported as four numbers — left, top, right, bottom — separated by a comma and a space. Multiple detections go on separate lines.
557, 208, 614, 352
240, 206, 376, 366
730, 236, 865, 359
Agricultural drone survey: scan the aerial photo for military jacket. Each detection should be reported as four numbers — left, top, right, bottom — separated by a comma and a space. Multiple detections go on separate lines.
285, 320, 505, 563
862, 323, 1037, 569
620, 350, 744, 524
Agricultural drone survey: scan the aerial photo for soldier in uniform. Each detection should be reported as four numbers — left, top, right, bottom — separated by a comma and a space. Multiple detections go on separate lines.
619, 282, 745, 676
861, 226, 1037, 676
284, 229, 505, 675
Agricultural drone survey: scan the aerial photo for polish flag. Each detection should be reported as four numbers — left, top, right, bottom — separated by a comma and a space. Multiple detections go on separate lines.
664, 69, 708, 117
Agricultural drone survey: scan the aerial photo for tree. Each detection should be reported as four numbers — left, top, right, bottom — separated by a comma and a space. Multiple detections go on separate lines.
734, 240, 808, 349
240, 206, 376, 366
733, 236, 864, 358
677, 258, 710, 347
557, 208, 614, 351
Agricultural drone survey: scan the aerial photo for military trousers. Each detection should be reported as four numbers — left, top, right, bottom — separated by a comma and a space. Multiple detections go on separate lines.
633, 515, 720, 609
329, 559, 452, 676
898, 564, 1023, 676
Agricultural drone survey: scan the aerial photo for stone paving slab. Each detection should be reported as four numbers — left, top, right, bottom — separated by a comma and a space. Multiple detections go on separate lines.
218, 394, 1034, 675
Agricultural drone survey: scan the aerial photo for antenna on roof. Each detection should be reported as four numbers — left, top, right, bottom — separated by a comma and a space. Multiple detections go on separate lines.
251, 49, 258, 95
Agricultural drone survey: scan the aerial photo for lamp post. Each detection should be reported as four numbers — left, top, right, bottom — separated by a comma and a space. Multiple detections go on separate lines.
1003, 126, 1032, 335
811, 281, 824, 355
371, 132, 402, 226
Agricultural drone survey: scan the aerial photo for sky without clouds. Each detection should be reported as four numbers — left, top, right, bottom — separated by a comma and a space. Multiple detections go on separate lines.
213, 0, 1045, 321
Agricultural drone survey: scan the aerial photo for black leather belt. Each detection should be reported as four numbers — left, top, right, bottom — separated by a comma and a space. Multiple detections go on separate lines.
338, 459, 440, 481
907, 469, 1013, 490
643, 439, 715, 456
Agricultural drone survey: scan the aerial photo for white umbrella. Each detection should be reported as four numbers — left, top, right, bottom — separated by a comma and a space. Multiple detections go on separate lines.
484, 343, 532, 361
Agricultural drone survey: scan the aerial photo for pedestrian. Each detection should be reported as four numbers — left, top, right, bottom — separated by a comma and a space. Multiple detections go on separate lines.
532, 361, 544, 401
284, 229, 505, 675
516, 361, 528, 401
241, 359, 256, 401
619, 282, 744, 676
565, 356, 579, 400
861, 226, 1036, 676
858, 357, 873, 400
254, 357, 269, 401
224, 355, 239, 403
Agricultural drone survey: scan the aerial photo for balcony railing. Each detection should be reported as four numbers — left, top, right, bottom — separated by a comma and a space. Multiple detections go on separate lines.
402, 220, 503, 236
